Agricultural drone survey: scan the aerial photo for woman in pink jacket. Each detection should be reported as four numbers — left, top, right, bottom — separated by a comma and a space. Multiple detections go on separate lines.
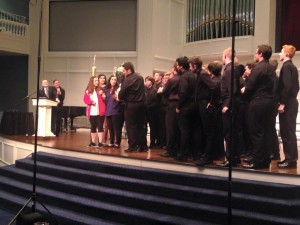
83, 76, 106, 147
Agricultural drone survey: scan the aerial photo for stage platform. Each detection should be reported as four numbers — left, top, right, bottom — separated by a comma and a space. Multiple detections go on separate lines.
1, 129, 300, 186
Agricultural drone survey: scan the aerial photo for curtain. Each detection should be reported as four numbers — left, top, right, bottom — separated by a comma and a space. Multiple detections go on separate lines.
281, 0, 300, 50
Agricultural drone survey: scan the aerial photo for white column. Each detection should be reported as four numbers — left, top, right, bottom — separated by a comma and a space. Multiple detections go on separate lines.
253, 0, 276, 49
136, 0, 154, 76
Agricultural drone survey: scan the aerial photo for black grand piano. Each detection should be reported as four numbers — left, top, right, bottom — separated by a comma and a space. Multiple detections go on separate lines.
61, 106, 86, 131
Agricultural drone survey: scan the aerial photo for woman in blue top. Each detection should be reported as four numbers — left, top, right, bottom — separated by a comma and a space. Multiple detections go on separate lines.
105, 75, 122, 148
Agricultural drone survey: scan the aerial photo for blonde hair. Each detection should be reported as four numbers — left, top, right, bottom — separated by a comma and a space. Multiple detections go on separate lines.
282, 45, 296, 58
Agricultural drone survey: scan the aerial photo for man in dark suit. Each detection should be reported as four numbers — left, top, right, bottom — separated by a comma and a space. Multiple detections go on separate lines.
277, 45, 299, 168
52, 79, 65, 136
39, 79, 56, 101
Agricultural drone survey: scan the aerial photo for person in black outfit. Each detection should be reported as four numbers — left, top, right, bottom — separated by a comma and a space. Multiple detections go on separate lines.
118, 62, 147, 152
207, 61, 225, 160
156, 73, 170, 149
175, 56, 197, 161
242, 45, 277, 169
145, 76, 159, 148
240, 62, 256, 161
267, 59, 280, 161
52, 79, 65, 136
218, 48, 242, 167
189, 57, 218, 166
277, 45, 299, 168
160, 68, 180, 158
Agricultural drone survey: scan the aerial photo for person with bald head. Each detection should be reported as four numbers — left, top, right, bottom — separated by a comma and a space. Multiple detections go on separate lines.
39, 79, 56, 101
277, 45, 299, 168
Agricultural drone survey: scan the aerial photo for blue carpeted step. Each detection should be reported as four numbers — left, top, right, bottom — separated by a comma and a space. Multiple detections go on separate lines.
1, 175, 299, 225
33, 151, 228, 190
14, 158, 228, 207
0, 162, 228, 224
14, 156, 300, 218
1, 152, 300, 225
0, 177, 215, 225
0, 190, 122, 225
33, 152, 300, 200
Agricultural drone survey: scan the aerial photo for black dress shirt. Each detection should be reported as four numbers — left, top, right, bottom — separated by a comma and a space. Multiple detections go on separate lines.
277, 60, 299, 104
195, 69, 217, 103
177, 70, 196, 110
221, 63, 241, 108
243, 59, 276, 101
118, 73, 145, 102
162, 74, 180, 101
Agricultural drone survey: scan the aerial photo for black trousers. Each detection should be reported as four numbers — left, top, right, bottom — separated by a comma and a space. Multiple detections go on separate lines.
158, 105, 167, 146
124, 102, 147, 149
247, 98, 275, 165
146, 108, 159, 146
52, 106, 63, 135
177, 102, 196, 158
165, 101, 180, 155
266, 105, 280, 158
197, 101, 215, 160
279, 98, 298, 161
222, 107, 240, 161
106, 114, 122, 145
212, 104, 225, 158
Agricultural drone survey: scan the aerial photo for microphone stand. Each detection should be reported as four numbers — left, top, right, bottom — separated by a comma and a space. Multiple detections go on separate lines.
9, 1, 58, 224
22, 91, 37, 101
228, 0, 237, 225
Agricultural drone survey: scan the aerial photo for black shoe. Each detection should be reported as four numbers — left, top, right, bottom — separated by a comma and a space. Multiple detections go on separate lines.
175, 156, 188, 162
243, 156, 253, 163
240, 152, 250, 157
87, 142, 96, 147
217, 161, 230, 167
124, 147, 138, 153
242, 162, 270, 169
277, 160, 297, 168
160, 152, 173, 158
195, 157, 212, 166
217, 159, 240, 167
137, 146, 149, 152
112, 144, 120, 148
98, 143, 104, 148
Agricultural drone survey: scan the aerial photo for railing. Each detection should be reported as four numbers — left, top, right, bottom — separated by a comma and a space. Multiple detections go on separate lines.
0, 9, 26, 24
0, 19, 27, 36
0, 9, 27, 37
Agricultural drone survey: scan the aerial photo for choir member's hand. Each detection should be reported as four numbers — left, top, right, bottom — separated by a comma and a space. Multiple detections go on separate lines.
222, 106, 228, 113
278, 104, 285, 113
241, 87, 245, 93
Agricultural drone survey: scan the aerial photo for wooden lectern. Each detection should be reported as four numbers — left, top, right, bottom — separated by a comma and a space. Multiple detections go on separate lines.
32, 98, 57, 137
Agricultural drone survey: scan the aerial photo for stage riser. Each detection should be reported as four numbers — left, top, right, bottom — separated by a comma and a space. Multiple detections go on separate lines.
1, 167, 298, 223
31, 152, 300, 199
0, 167, 227, 224
0, 152, 299, 225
